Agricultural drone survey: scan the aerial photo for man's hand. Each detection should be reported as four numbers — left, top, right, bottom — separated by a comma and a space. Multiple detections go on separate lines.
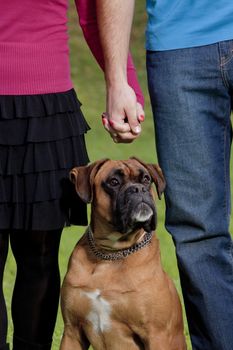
102, 84, 145, 144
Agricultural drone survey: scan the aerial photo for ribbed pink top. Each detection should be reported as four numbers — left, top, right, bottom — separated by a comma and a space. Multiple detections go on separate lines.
0, 0, 144, 105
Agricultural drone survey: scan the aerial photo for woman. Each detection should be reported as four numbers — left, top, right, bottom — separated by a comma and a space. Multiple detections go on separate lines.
0, 1, 144, 349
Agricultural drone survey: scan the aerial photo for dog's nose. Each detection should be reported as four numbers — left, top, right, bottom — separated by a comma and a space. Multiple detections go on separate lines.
128, 184, 147, 194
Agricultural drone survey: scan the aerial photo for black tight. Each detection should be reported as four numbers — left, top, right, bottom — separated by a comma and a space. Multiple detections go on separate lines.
0, 229, 62, 350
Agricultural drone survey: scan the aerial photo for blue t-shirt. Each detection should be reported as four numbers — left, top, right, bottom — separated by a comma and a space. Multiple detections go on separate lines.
146, 0, 233, 51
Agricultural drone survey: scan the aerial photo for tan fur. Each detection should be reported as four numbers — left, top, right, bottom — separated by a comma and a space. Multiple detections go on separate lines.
60, 159, 187, 350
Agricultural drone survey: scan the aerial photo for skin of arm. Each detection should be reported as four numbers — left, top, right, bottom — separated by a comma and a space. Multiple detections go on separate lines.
95, 0, 142, 143
75, 0, 144, 143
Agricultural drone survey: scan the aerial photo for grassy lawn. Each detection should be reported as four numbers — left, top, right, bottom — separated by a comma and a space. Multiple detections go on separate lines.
3, 1, 232, 349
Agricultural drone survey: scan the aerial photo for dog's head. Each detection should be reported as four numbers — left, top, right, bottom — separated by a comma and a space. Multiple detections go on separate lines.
70, 158, 165, 234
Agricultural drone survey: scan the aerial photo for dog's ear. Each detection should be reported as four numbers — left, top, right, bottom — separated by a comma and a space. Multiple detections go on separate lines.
130, 157, 166, 199
145, 163, 166, 199
70, 159, 109, 203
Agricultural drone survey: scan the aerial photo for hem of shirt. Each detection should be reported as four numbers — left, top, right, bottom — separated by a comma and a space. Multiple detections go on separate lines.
0, 83, 74, 96
145, 33, 233, 51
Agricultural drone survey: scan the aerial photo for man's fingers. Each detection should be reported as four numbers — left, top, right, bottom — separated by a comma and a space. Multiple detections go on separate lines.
111, 135, 134, 144
124, 103, 141, 135
108, 119, 131, 133
102, 116, 139, 143
102, 116, 131, 133
111, 130, 139, 143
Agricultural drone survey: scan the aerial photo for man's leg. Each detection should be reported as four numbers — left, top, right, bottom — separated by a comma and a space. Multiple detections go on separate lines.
147, 41, 233, 350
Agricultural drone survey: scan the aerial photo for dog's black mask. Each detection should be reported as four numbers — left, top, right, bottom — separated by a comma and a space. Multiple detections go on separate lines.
102, 169, 156, 234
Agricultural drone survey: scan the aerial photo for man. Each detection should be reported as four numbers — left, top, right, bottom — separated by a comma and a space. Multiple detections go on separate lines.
96, 1, 233, 349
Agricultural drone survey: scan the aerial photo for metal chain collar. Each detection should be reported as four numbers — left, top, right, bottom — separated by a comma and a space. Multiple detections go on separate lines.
87, 226, 153, 261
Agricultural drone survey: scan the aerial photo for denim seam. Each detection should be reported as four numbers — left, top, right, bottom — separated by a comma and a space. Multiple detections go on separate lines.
218, 43, 230, 89
230, 241, 233, 271
228, 240, 233, 279
215, 43, 233, 278
223, 124, 233, 280
223, 124, 228, 221
219, 49, 233, 66
218, 40, 233, 66
219, 66, 229, 89
220, 67, 230, 90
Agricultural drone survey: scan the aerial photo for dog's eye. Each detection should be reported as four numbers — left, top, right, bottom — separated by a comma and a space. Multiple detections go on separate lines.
109, 178, 120, 187
142, 175, 151, 185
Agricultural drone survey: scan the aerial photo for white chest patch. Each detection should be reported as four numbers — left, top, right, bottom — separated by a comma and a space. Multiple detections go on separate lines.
81, 289, 112, 333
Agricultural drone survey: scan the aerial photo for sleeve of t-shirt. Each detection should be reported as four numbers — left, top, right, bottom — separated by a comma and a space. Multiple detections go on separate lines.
75, 0, 144, 107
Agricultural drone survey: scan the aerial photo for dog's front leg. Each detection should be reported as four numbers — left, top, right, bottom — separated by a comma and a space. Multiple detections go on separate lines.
143, 335, 186, 350
60, 325, 90, 350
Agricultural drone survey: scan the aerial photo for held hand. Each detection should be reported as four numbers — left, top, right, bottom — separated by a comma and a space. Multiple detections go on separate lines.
102, 102, 145, 143
102, 83, 145, 143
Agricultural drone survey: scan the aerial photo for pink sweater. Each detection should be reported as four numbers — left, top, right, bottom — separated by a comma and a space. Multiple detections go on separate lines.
0, 0, 144, 105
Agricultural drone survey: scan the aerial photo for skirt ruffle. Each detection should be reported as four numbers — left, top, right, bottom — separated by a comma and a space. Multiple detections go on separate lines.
0, 89, 83, 119
0, 89, 90, 230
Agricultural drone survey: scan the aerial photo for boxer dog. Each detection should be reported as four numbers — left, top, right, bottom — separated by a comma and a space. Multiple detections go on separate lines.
60, 158, 187, 350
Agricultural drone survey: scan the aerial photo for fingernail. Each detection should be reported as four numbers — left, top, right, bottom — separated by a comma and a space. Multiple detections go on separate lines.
134, 125, 141, 134
138, 115, 145, 122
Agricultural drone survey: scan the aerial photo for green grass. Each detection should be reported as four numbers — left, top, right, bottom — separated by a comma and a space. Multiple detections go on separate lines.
3, 1, 233, 349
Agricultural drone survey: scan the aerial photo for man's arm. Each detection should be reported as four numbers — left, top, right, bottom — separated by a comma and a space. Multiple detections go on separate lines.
75, 0, 144, 107
96, 0, 142, 142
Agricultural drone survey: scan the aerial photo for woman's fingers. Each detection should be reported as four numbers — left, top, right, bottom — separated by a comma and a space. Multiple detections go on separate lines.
102, 115, 138, 143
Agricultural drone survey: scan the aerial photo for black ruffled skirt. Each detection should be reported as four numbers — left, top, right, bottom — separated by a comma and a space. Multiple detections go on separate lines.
0, 89, 90, 230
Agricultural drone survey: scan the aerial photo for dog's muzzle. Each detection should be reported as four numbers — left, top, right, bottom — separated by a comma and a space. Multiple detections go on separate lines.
114, 184, 156, 234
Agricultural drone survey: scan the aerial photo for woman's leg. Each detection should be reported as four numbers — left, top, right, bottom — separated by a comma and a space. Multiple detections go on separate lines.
0, 231, 9, 350
10, 229, 62, 350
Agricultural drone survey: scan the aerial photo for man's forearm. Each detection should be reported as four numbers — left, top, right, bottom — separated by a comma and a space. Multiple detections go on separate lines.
96, 0, 135, 86
96, 0, 142, 143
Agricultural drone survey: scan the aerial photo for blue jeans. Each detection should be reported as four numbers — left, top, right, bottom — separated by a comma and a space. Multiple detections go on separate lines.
147, 40, 233, 350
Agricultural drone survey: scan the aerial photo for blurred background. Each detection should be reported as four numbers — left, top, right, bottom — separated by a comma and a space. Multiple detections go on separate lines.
4, 1, 232, 349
